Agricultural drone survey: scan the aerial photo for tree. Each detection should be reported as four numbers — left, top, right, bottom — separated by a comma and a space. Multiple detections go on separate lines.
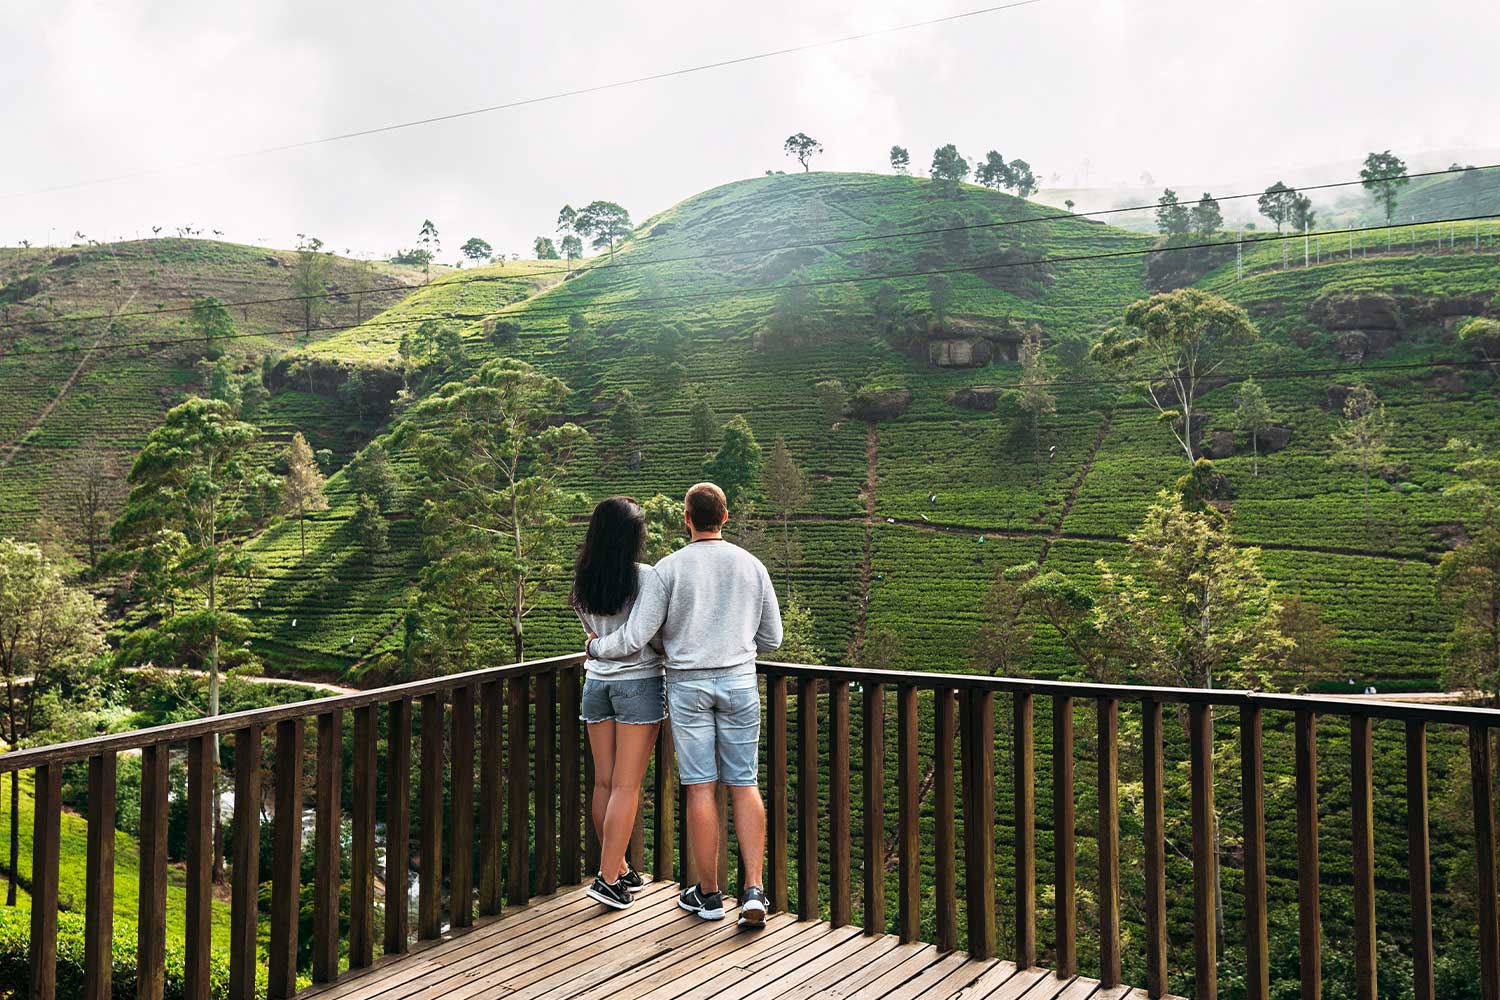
189, 296, 234, 358
401, 318, 465, 377
566, 311, 597, 361
1232, 379, 1275, 477
1257, 182, 1296, 233
0, 539, 105, 903
108, 398, 273, 880
927, 274, 954, 324
971, 564, 1033, 676
560, 234, 583, 267
1009, 325, 1055, 463
282, 432, 328, 558
290, 235, 333, 338
872, 282, 904, 334
930, 144, 970, 194
703, 414, 763, 510
1191, 193, 1223, 238
1438, 441, 1500, 703
350, 493, 388, 553
610, 389, 644, 450
1290, 194, 1316, 233
338, 368, 368, 422
761, 436, 809, 579
1005, 158, 1038, 198
648, 361, 688, 397
777, 598, 824, 663
416, 219, 440, 281
556, 204, 577, 237
572, 201, 632, 257
460, 237, 492, 265
1330, 384, 1390, 532
401, 359, 588, 664
815, 379, 848, 425
688, 389, 719, 449
976, 151, 1008, 190
1092, 289, 1258, 466
889, 145, 910, 175
533, 236, 559, 260
1459, 317, 1500, 375
346, 441, 399, 511
783, 133, 823, 172
1361, 150, 1409, 225
58, 444, 124, 570
1156, 189, 1191, 238
767, 281, 813, 349
1064, 199, 1075, 213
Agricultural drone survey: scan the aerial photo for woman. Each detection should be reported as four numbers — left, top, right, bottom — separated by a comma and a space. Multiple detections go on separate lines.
573, 496, 665, 909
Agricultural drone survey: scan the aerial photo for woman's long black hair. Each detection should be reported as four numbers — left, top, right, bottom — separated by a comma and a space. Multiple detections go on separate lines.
571, 496, 648, 616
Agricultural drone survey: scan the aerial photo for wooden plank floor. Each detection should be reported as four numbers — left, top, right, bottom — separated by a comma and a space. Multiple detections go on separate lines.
301, 881, 1181, 1000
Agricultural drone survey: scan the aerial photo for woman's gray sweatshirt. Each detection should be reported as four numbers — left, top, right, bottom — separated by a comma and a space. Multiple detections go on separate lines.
575, 564, 666, 680
587, 540, 782, 676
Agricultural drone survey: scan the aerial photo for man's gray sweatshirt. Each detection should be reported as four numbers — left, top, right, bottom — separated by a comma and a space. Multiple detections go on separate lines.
587, 539, 782, 675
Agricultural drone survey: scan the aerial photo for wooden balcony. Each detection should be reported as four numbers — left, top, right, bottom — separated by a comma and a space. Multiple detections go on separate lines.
2, 654, 1499, 1000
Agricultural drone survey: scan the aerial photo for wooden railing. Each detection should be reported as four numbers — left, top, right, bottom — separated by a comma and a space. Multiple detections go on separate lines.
2, 655, 1499, 1000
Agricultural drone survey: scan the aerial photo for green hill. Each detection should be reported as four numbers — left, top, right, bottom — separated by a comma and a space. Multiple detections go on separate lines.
201, 171, 1499, 689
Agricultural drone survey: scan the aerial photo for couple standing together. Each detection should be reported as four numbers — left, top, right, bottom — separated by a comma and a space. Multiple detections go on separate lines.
571, 482, 782, 928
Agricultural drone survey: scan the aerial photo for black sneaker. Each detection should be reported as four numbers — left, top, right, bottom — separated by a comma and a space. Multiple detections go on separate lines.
738, 885, 768, 928
618, 862, 646, 893
677, 883, 725, 920
586, 874, 633, 910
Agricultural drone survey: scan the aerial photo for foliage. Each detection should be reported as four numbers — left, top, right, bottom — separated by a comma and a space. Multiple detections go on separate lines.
416, 219, 440, 280
776, 597, 824, 663
572, 201, 632, 257
703, 415, 762, 511
609, 389, 644, 450
814, 379, 848, 425
460, 237, 492, 265
1438, 440, 1500, 703
1190, 193, 1222, 238
350, 492, 388, 553
188, 297, 234, 359
55, 445, 124, 570
1091, 288, 1257, 465
1361, 149, 1410, 224
1458, 316, 1500, 372
783, 133, 823, 172
1005, 158, 1037, 198
1008, 324, 1055, 461
280, 432, 328, 557
1256, 181, 1296, 232
927, 274, 953, 324
975, 151, 1008, 190
291, 235, 333, 335
1156, 189, 1190, 238
345, 441, 398, 511
686, 388, 719, 449
888, 145, 909, 175
762, 436, 809, 580
971, 563, 1032, 675
560, 234, 583, 264
533, 237, 559, 260
1329, 384, 1390, 532
929, 145, 970, 194
1233, 378, 1275, 476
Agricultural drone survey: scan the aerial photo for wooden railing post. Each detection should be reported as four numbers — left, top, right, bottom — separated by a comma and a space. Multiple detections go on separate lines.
1471, 724, 1500, 1000
270, 718, 305, 999
962, 688, 996, 958
229, 727, 262, 1000
83, 752, 116, 1000
506, 676, 530, 905
29, 762, 61, 1000
1407, 720, 1434, 1000
419, 692, 445, 940
138, 742, 169, 1000
350, 705, 378, 967
1143, 699, 1167, 999
1098, 697, 1121, 988
1014, 691, 1036, 969
478, 681, 504, 916
1351, 713, 1377, 1000
934, 688, 957, 952
535, 671, 558, 895
385, 697, 413, 955
654, 720, 677, 881
862, 682, 886, 936
560, 669, 582, 886
1188, 702, 1216, 1000
767, 673, 789, 912
829, 680, 852, 928
1241, 704, 1269, 1000
896, 685, 921, 943
1054, 695, 1076, 980
797, 676, 820, 919
313, 711, 342, 983
1295, 710, 1321, 1000
450, 685, 476, 927
185, 736, 213, 1000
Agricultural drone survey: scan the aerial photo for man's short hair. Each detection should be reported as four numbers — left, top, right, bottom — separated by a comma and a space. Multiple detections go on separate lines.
685, 482, 729, 531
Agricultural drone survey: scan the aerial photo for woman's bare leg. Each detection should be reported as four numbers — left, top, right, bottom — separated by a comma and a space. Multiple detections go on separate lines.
587, 720, 615, 873
599, 722, 659, 882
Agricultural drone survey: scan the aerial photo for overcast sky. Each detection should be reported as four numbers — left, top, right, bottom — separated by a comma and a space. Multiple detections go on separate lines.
3, 0, 1496, 258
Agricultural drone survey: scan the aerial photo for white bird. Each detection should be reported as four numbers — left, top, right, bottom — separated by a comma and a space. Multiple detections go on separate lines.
886, 518, 896, 523
292, 618, 298, 627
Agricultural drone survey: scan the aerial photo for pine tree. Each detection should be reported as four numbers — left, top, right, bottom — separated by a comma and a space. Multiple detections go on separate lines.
704, 415, 763, 509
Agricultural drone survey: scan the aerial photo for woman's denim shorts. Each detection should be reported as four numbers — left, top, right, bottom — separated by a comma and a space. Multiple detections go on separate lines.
581, 675, 666, 725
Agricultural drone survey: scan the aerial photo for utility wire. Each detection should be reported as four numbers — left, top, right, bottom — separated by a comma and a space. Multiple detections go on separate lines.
5, 210, 1497, 361
0, 1, 1044, 201
8, 162, 1497, 334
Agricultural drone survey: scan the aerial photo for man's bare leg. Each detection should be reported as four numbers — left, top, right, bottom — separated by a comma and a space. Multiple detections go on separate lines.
730, 784, 766, 890
685, 781, 722, 893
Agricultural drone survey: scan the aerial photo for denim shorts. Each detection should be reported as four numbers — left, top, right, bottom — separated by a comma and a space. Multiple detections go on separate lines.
581, 675, 666, 725
666, 671, 761, 787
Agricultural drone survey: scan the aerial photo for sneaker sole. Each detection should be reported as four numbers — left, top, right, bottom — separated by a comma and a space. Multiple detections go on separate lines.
587, 887, 632, 910
678, 897, 725, 920
737, 905, 766, 928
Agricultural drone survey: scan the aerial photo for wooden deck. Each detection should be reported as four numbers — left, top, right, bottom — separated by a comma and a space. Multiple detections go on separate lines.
303, 880, 1174, 1000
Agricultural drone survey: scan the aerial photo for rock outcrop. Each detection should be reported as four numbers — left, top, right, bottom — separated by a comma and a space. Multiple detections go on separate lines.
848, 387, 912, 422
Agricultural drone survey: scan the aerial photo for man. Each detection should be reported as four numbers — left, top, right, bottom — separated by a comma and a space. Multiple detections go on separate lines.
586, 481, 782, 927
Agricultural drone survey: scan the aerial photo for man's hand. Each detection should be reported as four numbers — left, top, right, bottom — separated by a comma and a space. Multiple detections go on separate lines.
584, 628, 598, 657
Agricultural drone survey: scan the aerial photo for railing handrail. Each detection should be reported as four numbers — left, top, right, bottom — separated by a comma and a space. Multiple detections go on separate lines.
0, 652, 586, 774
757, 660, 1500, 727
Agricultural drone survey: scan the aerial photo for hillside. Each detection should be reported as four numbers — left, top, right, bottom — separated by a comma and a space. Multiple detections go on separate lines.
209, 171, 1500, 689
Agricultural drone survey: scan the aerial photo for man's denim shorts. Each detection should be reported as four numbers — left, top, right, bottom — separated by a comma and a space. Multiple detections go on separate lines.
581, 675, 666, 725
666, 671, 761, 787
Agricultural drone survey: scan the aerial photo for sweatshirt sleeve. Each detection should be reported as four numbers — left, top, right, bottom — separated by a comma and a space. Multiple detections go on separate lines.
588, 569, 669, 661
754, 564, 784, 653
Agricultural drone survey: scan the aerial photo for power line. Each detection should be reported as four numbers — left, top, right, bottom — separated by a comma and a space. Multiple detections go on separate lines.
5, 210, 1497, 362
0, 1, 1044, 201
8, 161, 1497, 335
